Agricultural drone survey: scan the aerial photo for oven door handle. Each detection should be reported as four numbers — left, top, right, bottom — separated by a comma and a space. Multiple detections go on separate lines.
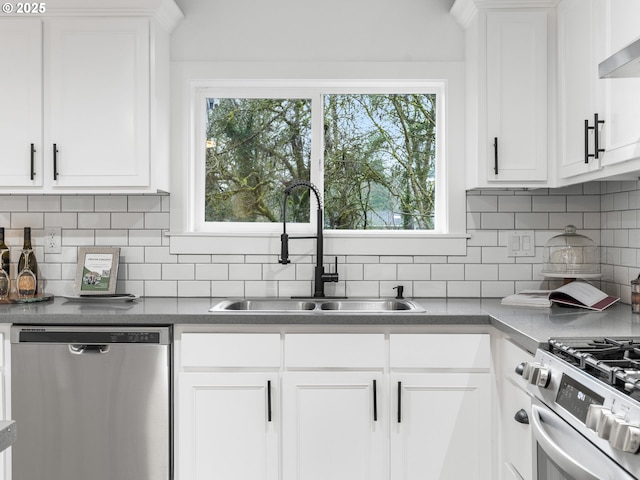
531, 404, 601, 480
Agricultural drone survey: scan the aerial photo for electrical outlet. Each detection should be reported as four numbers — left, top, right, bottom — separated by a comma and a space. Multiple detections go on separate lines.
44, 227, 62, 254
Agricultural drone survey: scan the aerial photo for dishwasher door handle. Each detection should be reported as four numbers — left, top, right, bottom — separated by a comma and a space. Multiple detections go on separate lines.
69, 344, 110, 354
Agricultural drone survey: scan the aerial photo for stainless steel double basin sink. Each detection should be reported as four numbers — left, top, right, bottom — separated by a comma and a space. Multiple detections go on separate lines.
209, 298, 425, 313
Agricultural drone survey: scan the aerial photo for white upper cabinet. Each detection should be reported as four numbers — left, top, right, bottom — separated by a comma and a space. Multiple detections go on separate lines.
453, 2, 552, 189
557, 0, 640, 184
0, 19, 42, 187
557, 0, 605, 179
599, 0, 640, 171
486, 11, 548, 184
44, 18, 150, 188
0, 2, 182, 193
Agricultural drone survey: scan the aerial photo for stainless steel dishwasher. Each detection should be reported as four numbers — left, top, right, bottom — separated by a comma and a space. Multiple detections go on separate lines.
10, 325, 171, 480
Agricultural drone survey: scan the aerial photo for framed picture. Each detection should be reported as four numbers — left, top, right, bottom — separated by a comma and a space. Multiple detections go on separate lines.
75, 247, 120, 296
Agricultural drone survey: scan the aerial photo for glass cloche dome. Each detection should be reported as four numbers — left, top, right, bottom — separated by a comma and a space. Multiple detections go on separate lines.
541, 225, 601, 279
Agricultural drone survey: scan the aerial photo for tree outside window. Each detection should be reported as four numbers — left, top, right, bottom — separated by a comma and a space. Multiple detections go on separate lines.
204, 92, 436, 230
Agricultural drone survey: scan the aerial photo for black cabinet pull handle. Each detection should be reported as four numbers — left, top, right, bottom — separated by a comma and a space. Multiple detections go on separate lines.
514, 408, 529, 425
397, 381, 402, 423
584, 119, 591, 164
594, 113, 605, 159
493, 137, 498, 174
267, 380, 272, 422
373, 379, 378, 422
53, 143, 58, 180
30, 143, 35, 180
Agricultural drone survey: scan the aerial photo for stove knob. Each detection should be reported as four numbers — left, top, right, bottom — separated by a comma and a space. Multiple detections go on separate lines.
586, 405, 608, 431
516, 362, 534, 381
530, 365, 551, 388
596, 411, 622, 440
609, 418, 640, 453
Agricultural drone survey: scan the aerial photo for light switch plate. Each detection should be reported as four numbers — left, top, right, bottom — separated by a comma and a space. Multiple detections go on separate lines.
507, 230, 535, 257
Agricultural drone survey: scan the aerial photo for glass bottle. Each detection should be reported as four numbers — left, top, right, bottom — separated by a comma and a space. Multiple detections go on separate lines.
0, 227, 9, 279
0, 248, 8, 300
17, 227, 38, 295
17, 249, 36, 297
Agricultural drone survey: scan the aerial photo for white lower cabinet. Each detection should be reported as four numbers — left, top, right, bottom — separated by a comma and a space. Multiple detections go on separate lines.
390, 373, 491, 479
282, 372, 386, 480
175, 330, 494, 480
498, 338, 534, 480
178, 372, 278, 480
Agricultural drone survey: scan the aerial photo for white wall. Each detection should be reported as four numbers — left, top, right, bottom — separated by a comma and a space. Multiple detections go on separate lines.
170, 0, 464, 62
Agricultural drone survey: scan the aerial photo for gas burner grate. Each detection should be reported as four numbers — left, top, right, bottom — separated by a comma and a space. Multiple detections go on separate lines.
548, 337, 640, 400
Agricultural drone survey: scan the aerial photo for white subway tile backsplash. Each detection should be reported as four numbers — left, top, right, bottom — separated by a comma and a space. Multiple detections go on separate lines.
447, 281, 480, 297
431, 264, 464, 281
364, 264, 396, 281
2, 179, 635, 299
61, 196, 94, 212
95, 196, 127, 212
0, 196, 28, 212
549, 212, 583, 230
466, 195, 498, 212
533, 196, 566, 212
28, 195, 60, 212
128, 195, 162, 212
196, 264, 228, 280
481, 212, 514, 230
413, 281, 446, 297
129, 263, 162, 280
45, 212, 78, 228
397, 264, 430, 281
499, 264, 532, 281
515, 212, 549, 229
464, 264, 498, 281
111, 212, 144, 229
11, 212, 43, 229
481, 281, 514, 297
245, 281, 278, 297
229, 263, 262, 281
498, 196, 531, 212
95, 229, 128, 246
162, 264, 195, 281
129, 229, 162, 246
146, 246, 177, 264
177, 281, 211, 297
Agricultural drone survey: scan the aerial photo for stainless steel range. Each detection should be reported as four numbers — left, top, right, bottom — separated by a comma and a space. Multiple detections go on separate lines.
520, 337, 640, 479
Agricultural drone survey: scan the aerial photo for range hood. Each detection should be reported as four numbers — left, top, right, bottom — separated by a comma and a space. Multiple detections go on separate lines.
599, 37, 640, 78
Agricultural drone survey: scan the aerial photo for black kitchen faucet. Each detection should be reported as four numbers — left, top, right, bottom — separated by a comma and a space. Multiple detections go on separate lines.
278, 180, 339, 297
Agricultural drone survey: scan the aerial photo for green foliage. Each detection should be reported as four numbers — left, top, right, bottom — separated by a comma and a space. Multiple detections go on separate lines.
204, 93, 437, 230
205, 98, 311, 223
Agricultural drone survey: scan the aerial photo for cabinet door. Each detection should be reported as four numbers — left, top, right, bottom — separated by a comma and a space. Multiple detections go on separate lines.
44, 18, 149, 188
390, 373, 492, 480
0, 19, 42, 187
177, 372, 278, 480
502, 381, 532, 480
486, 11, 547, 183
282, 371, 386, 480
557, 0, 604, 179
599, 0, 640, 168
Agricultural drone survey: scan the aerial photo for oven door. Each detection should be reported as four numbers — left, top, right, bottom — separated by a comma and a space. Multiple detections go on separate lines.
531, 398, 637, 480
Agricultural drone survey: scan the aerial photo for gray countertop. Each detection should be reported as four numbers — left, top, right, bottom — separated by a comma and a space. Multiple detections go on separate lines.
0, 421, 16, 453
2, 296, 640, 353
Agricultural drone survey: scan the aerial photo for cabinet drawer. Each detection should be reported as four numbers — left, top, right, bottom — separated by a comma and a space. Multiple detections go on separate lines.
285, 334, 385, 368
389, 334, 490, 370
180, 333, 281, 368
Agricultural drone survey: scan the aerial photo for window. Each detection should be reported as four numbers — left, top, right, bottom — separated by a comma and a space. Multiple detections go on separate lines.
195, 82, 441, 233
171, 66, 468, 256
